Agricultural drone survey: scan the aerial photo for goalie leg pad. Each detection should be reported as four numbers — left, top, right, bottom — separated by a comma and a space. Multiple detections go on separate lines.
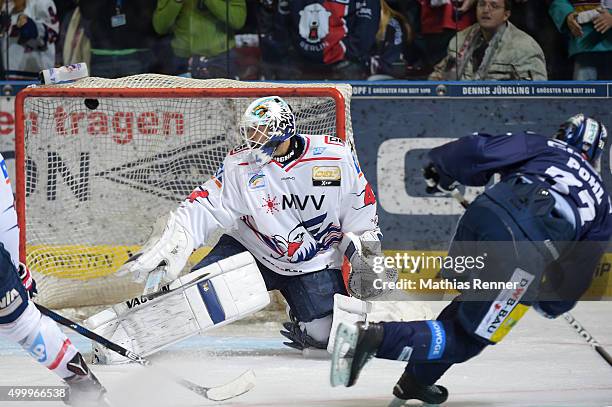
187, 253, 270, 330
86, 252, 269, 364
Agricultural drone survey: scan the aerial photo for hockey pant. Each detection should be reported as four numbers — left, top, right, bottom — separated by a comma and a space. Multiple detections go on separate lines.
0, 244, 78, 379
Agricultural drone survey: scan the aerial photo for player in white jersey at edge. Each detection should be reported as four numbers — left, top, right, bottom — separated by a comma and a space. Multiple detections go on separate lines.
0, 154, 107, 405
115, 95, 387, 352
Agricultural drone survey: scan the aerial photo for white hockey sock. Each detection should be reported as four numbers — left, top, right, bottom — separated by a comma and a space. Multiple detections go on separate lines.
302, 315, 333, 343
0, 302, 78, 379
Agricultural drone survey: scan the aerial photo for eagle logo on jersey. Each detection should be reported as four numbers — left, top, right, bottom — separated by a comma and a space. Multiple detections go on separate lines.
275, 225, 318, 262
272, 214, 342, 263
242, 213, 342, 263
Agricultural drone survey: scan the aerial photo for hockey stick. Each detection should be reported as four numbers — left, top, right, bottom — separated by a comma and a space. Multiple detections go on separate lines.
448, 188, 612, 367
35, 304, 256, 401
145, 268, 212, 302
563, 312, 612, 367
99, 269, 216, 327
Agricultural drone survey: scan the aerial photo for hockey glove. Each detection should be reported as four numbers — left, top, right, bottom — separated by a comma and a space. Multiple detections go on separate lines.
532, 300, 575, 319
347, 254, 381, 300
422, 162, 459, 195
342, 231, 398, 300
18, 262, 37, 299
116, 211, 195, 285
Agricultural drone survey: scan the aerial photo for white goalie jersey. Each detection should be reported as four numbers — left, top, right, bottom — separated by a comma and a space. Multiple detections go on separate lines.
176, 134, 379, 276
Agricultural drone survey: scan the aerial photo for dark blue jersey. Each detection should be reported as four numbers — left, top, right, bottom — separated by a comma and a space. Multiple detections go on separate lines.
429, 132, 612, 243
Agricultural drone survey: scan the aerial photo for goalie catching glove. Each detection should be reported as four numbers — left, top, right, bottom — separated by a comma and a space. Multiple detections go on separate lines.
341, 231, 398, 300
117, 211, 195, 285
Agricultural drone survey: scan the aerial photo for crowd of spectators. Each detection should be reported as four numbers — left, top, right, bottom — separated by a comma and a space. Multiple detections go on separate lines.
0, 0, 610, 81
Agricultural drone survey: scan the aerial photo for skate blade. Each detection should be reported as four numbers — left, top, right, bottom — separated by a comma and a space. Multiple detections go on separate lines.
329, 323, 358, 387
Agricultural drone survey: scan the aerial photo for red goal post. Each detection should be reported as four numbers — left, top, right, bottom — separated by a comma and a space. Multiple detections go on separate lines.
13, 75, 353, 310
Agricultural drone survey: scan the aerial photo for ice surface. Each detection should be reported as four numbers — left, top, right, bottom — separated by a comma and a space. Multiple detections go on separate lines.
1, 302, 610, 407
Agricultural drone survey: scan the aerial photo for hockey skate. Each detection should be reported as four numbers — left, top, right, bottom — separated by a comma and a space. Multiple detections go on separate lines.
62, 353, 109, 407
330, 321, 384, 387
389, 369, 448, 406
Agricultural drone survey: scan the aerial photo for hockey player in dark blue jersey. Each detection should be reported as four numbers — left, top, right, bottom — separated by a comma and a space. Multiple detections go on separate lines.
330, 114, 612, 404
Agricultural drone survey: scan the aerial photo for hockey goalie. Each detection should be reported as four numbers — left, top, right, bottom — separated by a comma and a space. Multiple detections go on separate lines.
86, 95, 430, 364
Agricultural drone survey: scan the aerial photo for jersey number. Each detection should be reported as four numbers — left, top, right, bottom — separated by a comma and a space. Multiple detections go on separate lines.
545, 166, 594, 225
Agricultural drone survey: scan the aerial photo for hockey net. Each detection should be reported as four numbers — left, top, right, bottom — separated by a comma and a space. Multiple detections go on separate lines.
15, 75, 353, 312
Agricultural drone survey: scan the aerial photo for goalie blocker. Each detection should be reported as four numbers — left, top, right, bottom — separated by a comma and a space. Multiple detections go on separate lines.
85, 252, 269, 364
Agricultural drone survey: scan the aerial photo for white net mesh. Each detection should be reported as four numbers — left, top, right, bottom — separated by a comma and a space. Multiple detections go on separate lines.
17, 74, 353, 309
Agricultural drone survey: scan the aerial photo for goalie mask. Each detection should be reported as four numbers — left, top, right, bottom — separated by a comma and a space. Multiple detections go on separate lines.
240, 96, 296, 165
554, 114, 608, 170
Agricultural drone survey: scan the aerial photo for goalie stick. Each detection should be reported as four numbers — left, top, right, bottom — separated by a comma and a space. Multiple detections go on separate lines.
144, 265, 212, 301
449, 188, 612, 368
35, 304, 256, 401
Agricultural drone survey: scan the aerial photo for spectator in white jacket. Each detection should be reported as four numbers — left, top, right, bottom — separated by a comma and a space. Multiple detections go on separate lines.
1, 0, 59, 79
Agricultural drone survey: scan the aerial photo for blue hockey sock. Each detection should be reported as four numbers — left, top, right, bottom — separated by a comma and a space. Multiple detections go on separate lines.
377, 320, 450, 362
